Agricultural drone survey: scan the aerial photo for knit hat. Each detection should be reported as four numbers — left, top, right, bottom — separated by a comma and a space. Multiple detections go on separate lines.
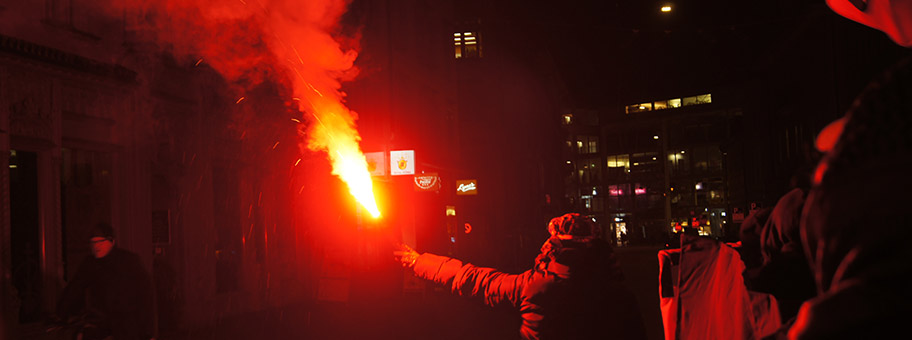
547, 213, 600, 239
90, 222, 115, 240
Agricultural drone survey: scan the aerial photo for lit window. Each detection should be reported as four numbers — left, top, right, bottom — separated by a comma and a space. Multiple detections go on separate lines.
562, 114, 573, 125
653, 101, 668, 110
625, 103, 652, 114
454, 31, 482, 59
668, 98, 682, 108
607, 155, 629, 168
682, 96, 698, 106
696, 93, 712, 104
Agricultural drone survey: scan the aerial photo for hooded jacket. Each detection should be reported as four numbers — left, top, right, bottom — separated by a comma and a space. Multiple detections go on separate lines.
411, 236, 646, 340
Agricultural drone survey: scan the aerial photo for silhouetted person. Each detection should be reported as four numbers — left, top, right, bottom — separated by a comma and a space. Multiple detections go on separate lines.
742, 188, 816, 323
782, 2, 912, 339
394, 213, 647, 340
57, 223, 154, 340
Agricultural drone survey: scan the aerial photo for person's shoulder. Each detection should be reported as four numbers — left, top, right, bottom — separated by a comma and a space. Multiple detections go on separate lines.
110, 247, 143, 263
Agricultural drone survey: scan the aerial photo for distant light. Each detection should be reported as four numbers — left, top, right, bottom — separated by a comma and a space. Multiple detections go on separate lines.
592, 188, 598, 195
681, 150, 685, 154
652, 157, 657, 161
9, 165, 17, 169
639, 106, 646, 110
450, 237, 456, 243
454, 33, 461, 37
653, 135, 659, 139
566, 160, 571, 164
661, 6, 672, 12
721, 212, 727, 217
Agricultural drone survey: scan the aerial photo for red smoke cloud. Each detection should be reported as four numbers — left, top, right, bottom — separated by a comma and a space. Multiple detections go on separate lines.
105, 0, 379, 215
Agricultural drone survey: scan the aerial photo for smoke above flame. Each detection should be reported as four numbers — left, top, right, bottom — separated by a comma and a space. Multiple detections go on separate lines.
110, 0, 380, 217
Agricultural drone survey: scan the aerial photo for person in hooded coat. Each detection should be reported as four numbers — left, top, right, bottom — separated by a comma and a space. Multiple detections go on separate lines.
394, 213, 647, 340
788, 56, 912, 339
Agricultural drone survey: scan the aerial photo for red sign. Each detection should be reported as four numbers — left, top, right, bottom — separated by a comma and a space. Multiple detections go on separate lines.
414, 173, 440, 192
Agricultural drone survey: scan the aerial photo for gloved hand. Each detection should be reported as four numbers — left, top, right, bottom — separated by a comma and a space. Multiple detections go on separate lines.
394, 244, 420, 268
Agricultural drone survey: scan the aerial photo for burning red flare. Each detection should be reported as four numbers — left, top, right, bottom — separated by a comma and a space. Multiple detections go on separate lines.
107, 0, 381, 217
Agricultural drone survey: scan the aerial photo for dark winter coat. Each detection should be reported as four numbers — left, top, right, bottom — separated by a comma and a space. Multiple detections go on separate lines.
412, 236, 647, 340
57, 247, 154, 340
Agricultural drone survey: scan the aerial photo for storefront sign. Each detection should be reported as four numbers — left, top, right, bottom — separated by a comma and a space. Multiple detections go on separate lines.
456, 179, 477, 195
390, 150, 415, 176
414, 172, 440, 191
365, 152, 387, 176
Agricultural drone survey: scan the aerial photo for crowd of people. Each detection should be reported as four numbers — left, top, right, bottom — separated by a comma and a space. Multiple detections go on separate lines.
395, 2, 912, 339
49, 2, 910, 340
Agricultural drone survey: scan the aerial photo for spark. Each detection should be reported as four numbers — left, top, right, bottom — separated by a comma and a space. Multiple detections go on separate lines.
294, 158, 301, 166
194, 58, 203, 67
291, 118, 301, 123
236, 97, 246, 104
292, 46, 305, 66
272, 141, 280, 149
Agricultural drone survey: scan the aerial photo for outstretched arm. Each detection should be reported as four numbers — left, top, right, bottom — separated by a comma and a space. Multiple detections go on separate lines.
396, 245, 531, 308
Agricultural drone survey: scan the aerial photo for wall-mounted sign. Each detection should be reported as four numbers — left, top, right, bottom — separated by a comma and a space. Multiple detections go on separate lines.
390, 150, 415, 176
414, 172, 440, 192
365, 152, 387, 177
456, 179, 477, 195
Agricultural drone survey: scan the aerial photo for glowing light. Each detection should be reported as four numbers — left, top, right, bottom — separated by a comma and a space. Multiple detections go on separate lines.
236, 97, 245, 104
333, 149, 381, 217
661, 6, 672, 12
653, 135, 659, 139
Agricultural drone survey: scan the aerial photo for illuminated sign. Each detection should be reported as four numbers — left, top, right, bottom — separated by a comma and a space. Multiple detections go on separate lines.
414, 172, 440, 192
365, 152, 387, 176
390, 150, 415, 176
464, 223, 473, 234
456, 179, 477, 195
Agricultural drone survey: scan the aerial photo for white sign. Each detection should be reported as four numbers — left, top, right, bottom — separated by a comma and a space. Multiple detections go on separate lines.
456, 179, 477, 195
364, 152, 387, 177
390, 150, 415, 176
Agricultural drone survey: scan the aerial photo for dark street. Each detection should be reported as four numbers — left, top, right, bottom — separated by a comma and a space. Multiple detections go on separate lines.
158, 246, 664, 340
2, 0, 910, 339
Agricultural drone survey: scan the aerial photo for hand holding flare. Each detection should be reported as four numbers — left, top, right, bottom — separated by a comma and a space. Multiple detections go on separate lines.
393, 244, 420, 268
